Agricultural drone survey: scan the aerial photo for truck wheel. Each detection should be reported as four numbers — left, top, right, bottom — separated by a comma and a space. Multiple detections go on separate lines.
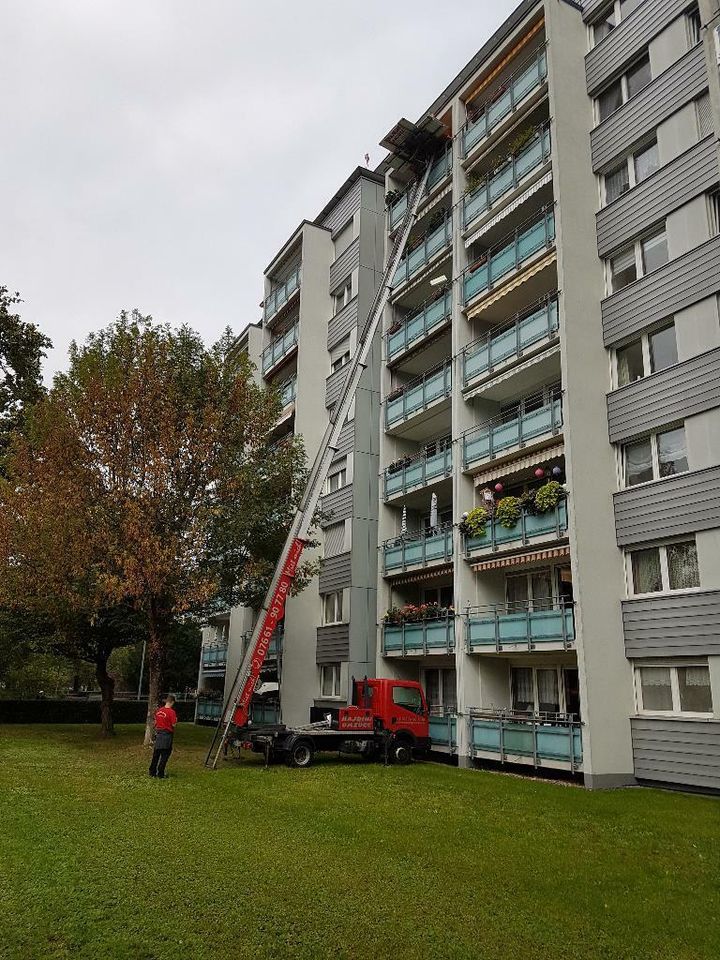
392, 739, 413, 765
287, 740, 314, 769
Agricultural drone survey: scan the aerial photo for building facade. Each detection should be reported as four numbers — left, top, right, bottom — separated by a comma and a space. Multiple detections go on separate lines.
199, 0, 720, 791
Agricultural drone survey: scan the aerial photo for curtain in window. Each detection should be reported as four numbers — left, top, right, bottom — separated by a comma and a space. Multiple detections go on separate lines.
632, 548, 662, 593
666, 541, 699, 590
639, 666, 673, 711
324, 523, 345, 557
625, 439, 653, 485
536, 669, 559, 713
512, 668, 534, 711
442, 670, 457, 712
657, 428, 687, 477
677, 666, 712, 713
425, 670, 440, 711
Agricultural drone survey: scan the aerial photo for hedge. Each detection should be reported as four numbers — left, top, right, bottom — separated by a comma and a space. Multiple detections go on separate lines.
0, 699, 196, 724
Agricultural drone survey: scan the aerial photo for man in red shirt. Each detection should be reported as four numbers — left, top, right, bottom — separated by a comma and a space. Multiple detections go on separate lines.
149, 695, 178, 779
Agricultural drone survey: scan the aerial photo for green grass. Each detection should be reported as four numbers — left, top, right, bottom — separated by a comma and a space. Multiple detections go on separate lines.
0, 725, 719, 960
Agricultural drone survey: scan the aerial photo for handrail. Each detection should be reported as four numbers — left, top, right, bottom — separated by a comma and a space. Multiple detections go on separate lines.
261, 322, 299, 373
264, 266, 301, 321
463, 499, 568, 554
382, 521, 454, 549
384, 443, 452, 500
386, 288, 452, 360
393, 215, 452, 287
465, 598, 573, 615
385, 360, 453, 427
462, 384, 562, 440
465, 600, 576, 652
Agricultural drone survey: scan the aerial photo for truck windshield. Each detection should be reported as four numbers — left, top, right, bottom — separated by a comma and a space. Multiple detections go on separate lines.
392, 686, 424, 715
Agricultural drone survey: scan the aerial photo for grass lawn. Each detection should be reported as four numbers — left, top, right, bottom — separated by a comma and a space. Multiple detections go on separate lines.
0, 725, 718, 960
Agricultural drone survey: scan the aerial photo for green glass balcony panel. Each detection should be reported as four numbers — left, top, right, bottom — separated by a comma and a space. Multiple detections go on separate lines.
385, 447, 452, 499
429, 715, 457, 748
462, 49, 547, 157
250, 703, 280, 725
201, 645, 228, 669
426, 146, 453, 190
278, 376, 297, 408
197, 699, 222, 720
467, 606, 575, 649
382, 617, 455, 653
463, 128, 551, 229
262, 323, 298, 373
383, 527, 453, 572
387, 290, 452, 360
463, 398, 562, 467
389, 190, 409, 230
465, 500, 568, 554
264, 268, 300, 321
386, 364, 452, 427
463, 211, 555, 305
393, 218, 452, 287
471, 717, 582, 764
463, 298, 558, 385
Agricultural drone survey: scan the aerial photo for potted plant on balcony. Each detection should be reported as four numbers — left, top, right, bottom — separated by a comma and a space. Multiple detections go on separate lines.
386, 387, 404, 403
460, 506, 489, 538
495, 496, 522, 529
533, 480, 566, 514
385, 188, 402, 207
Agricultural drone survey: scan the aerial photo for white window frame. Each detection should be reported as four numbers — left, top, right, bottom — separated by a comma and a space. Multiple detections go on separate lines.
606, 224, 668, 295
622, 423, 688, 488
595, 51, 651, 122
686, 4, 702, 48
322, 591, 345, 626
602, 137, 659, 206
327, 463, 347, 494
707, 190, 720, 237
319, 663, 342, 699
633, 660, 713, 718
626, 538, 701, 598
509, 665, 576, 717
333, 279, 353, 316
422, 667, 457, 715
331, 350, 351, 374
613, 319, 677, 388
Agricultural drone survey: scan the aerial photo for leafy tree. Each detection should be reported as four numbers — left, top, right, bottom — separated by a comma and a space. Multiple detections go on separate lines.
0, 312, 313, 743
109, 621, 202, 695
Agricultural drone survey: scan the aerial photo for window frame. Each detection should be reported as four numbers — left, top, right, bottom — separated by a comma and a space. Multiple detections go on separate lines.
614, 319, 678, 388
322, 590, 345, 626
331, 350, 351, 374
333, 279, 353, 316
319, 663, 342, 699
509, 665, 578, 718
422, 667, 457, 714
595, 50, 652, 122
607, 224, 668, 294
634, 660, 713, 718
327, 463, 348, 493
627, 538, 701, 597
622, 423, 688, 488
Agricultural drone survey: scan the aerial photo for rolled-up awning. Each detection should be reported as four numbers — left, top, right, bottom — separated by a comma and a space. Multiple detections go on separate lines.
467, 251, 557, 320
473, 442, 565, 487
471, 545, 569, 572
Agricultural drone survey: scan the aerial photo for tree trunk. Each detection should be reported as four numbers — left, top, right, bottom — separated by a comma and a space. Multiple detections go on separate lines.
144, 609, 166, 746
96, 655, 115, 737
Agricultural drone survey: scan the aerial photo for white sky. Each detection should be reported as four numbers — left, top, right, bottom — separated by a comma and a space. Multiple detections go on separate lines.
2, 0, 519, 379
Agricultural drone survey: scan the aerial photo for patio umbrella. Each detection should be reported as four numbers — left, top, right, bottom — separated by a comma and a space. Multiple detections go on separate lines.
401, 504, 407, 535
430, 492, 438, 529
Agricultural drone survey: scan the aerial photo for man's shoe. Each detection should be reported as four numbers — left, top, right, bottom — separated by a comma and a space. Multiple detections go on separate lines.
148, 773, 156, 778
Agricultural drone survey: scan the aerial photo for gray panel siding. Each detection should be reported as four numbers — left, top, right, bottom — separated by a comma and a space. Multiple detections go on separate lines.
590, 46, 707, 171
614, 466, 720, 545
320, 484, 354, 528
325, 365, 350, 409
321, 180, 362, 234
316, 624, 350, 663
631, 718, 720, 790
607, 348, 720, 442
585, 0, 690, 96
623, 590, 720, 657
319, 552, 352, 592
596, 138, 718, 258
583, 0, 614, 21
602, 237, 720, 346
327, 297, 358, 351
333, 420, 355, 461
329, 238, 360, 291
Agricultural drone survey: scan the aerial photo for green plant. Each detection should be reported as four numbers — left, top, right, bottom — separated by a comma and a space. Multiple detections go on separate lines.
463, 506, 489, 538
534, 480, 565, 513
495, 496, 522, 529
506, 124, 537, 156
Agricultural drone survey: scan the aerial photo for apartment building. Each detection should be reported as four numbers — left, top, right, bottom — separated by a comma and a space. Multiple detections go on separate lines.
197, 168, 386, 728
375, 0, 720, 791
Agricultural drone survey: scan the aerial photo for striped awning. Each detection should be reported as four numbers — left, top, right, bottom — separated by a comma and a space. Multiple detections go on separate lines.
473, 442, 565, 487
471, 546, 569, 572
465, 171, 553, 248
467, 251, 557, 319
391, 564, 453, 585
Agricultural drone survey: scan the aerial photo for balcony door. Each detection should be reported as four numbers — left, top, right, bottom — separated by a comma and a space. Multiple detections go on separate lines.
506, 569, 553, 610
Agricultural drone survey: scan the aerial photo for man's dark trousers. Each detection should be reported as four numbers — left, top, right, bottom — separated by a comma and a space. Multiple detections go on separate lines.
149, 730, 173, 778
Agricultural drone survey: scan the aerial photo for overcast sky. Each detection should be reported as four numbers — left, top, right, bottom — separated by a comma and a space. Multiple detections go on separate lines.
3, 0, 519, 379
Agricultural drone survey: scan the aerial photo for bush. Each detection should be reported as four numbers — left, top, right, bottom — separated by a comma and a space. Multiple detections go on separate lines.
463, 506, 489, 538
534, 480, 565, 513
0, 699, 196, 724
495, 496, 522, 529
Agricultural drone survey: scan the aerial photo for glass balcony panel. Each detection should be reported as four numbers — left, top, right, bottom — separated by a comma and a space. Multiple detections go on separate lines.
467, 604, 575, 649
265, 268, 300, 321
384, 447, 452, 499
429, 715, 457, 748
393, 219, 452, 287
471, 716, 581, 763
389, 191, 409, 230
382, 618, 454, 653
386, 364, 451, 428
262, 323, 298, 373
383, 528, 452, 572
278, 376, 297, 408
427, 147, 453, 190
465, 500, 567, 553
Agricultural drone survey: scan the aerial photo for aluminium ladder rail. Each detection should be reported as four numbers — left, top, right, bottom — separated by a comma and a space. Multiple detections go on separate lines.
206, 159, 434, 769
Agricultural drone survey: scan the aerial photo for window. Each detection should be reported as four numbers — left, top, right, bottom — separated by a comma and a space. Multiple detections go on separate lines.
623, 425, 688, 487
686, 5, 702, 47
331, 351, 350, 373
594, 9, 616, 44
616, 338, 645, 385
696, 93, 713, 138
626, 55, 652, 98
333, 280, 352, 316
603, 139, 659, 206
605, 162, 631, 203
608, 225, 668, 293
596, 52, 651, 122
649, 322, 678, 373
423, 668, 457, 713
636, 663, 713, 716
598, 79, 623, 122
392, 685, 425, 715
422, 585, 454, 608
506, 569, 554, 610
510, 666, 571, 716
322, 591, 344, 625
633, 140, 659, 184
629, 539, 700, 595
709, 191, 720, 237
323, 522, 346, 557
616, 320, 678, 385
327, 462, 347, 493
320, 663, 342, 698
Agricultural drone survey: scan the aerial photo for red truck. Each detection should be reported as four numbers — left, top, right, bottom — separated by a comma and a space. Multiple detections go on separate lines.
233, 677, 430, 768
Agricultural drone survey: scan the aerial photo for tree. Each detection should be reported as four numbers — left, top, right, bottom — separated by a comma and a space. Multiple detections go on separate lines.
109, 621, 202, 695
0, 312, 313, 743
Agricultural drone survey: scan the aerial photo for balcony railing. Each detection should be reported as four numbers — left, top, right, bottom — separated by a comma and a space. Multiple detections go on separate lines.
383, 525, 453, 574
463, 296, 559, 388
201, 644, 228, 670
463, 392, 562, 469
262, 322, 298, 374
386, 361, 452, 429
388, 190, 409, 232
463, 125, 551, 230
466, 601, 575, 652
264, 267, 301, 322
429, 712, 458, 751
382, 614, 455, 655
249, 701, 280, 725
278, 375, 297, 409
463, 208, 555, 307
241, 629, 283, 661
387, 289, 452, 363
384, 444, 452, 500
388, 145, 454, 231
464, 500, 568, 557
470, 708, 582, 768
196, 697, 223, 721
393, 216, 452, 288
462, 47, 548, 158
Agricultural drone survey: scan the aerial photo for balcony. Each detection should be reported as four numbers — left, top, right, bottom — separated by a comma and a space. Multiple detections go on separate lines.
196, 697, 222, 722
388, 145, 454, 232
386, 361, 452, 430
463, 209, 555, 309
261, 322, 298, 375
429, 713, 458, 752
470, 709, 582, 770
264, 267, 301, 323
386, 289, 452, 365
463, 125, 551, 231
464, 500, 568, 560
462, 47, 548, 159
384, 444, 452, 501
278, 375, 297, 409
463, 296, 559, 391
249, 701, 280, 725
201, 643, 228, 671
392, 216, 452, 289
462, 392, 562, 471
466, 601, 575, 653
383, 525, 453, 575
382, 614, 455, 656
